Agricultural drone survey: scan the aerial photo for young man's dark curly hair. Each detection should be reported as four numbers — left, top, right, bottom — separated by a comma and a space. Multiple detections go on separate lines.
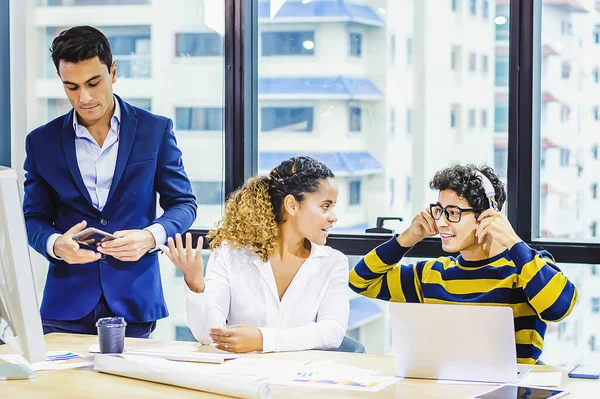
429, 164, 506, 212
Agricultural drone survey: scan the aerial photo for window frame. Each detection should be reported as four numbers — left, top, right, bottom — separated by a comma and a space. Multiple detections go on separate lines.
0, 0, 9, 168
2, 0, 598, 262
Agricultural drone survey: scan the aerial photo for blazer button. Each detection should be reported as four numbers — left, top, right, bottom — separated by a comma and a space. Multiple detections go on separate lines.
100, 253, 107, 260
100, 219, 108, 226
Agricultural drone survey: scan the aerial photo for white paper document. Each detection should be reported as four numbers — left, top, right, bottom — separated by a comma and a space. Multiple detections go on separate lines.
519, 371, 563, 387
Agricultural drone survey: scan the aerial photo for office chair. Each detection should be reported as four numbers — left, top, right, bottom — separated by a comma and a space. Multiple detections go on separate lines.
331, 336, 366, 353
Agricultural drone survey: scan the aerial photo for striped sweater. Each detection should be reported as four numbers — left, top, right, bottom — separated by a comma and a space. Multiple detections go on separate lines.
349, 236, 578, 364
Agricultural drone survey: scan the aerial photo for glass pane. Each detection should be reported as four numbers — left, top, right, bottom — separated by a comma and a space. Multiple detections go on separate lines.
15, 0, 225, 341
257, 0, 509, 234
537, 1, 600, 243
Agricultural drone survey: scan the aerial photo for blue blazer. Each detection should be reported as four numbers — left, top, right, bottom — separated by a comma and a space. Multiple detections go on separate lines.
23, 96, 197, 323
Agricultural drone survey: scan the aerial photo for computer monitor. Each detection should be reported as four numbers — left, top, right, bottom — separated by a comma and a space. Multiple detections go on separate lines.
0, 166, 45, 364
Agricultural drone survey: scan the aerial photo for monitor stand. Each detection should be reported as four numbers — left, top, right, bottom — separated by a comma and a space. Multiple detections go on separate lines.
0, 358, 37, 381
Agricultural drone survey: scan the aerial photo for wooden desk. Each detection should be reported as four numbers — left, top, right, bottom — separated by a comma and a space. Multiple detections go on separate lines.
0, 333, 597, 398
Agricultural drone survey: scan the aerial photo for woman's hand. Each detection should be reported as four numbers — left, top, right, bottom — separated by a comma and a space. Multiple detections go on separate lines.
159, 233, 205, 292
209, 325, 264, 353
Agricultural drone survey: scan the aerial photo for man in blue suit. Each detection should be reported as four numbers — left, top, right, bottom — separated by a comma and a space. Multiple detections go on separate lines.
23, 26, 197, 338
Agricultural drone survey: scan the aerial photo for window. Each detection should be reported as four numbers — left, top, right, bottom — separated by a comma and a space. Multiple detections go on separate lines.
261, 107, 314, 132
450, 108, 457, 128
561, 61, 571, 79
591, 222, 598, 238
561, 21, 572, 36
495, 55, 509, 86
495, 105, 508, 132
105, 28, 151, 78
389, 178, 395, 207
13, 1, 226, 344
494, 147, 508, 179
450, 46, 461, 71
593, 145, 599, 160
451, 0, 458, 12
560, 148, 570, 166
593, 183, 598, 199
390, 34, 396, 64
468, 52, 476, 72
254, 0, 508, 248
349, 32, 362, 57
592, 298, 600, 314
469, 0, 476, 15
349, 105, 362, 132
175, 33, 223, 57
468, 109, 476, 129
481, 109, 488, 129
560, 105, 571, 123
482, 0, 489, 18
594, 68, 600, 83
175, 107, 223, 131
594, 106, 600, 122
262, 31, 314, 56
406, 107, 412, 136
191, 181, 223, 205
175, 326, 196, 342
595, 26, 600, 44
481, 54, 488, 75
349, 180, 361, 206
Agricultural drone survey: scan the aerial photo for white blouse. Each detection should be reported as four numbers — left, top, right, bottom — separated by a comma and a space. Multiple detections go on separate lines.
185, 242, 350, 352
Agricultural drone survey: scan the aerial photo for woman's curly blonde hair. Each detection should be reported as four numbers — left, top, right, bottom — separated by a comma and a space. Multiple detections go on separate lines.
207, 156, 334, 261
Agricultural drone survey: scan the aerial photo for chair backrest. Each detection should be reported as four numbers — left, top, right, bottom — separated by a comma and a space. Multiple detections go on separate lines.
332, 336, 366, 353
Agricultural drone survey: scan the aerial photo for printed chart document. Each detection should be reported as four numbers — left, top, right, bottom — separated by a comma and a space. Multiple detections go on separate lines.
213, 358, 399, 392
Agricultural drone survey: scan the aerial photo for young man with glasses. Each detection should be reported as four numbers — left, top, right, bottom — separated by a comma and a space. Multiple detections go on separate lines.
349, 165, 577, 364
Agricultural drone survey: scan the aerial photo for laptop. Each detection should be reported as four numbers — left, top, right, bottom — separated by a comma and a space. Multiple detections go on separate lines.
389, 302, 532, 383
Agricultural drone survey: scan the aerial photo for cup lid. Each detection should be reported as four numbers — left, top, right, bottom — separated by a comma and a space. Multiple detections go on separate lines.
96, 316, 127, 327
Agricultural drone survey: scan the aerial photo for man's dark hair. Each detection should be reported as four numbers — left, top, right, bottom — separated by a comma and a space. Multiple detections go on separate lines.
50, 26, 112, 72
429, 164, 507, 212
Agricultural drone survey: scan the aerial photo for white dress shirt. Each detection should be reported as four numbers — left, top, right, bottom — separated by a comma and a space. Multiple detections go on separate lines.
46, 98, 166, 259
185, 241, 350, 353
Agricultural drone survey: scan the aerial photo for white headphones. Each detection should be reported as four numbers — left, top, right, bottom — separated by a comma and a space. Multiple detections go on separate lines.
474, 170, 499, 211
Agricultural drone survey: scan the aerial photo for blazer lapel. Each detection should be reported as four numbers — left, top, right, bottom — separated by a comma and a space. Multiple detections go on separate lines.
105, 96, 137, 207
61, 110, 94, 208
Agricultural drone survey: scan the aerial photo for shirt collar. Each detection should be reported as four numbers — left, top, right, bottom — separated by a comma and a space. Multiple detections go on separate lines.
73, 96, 121, 137
251, 240, 328, 268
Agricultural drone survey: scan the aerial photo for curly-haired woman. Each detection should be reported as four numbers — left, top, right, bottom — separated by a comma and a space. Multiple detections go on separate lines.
160, 156, 349, 353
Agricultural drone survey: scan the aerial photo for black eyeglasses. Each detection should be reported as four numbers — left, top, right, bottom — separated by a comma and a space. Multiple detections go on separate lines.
429, 203, 483, 223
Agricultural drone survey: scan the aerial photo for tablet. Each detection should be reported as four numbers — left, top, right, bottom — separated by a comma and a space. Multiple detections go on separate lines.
472, 384, 568, 399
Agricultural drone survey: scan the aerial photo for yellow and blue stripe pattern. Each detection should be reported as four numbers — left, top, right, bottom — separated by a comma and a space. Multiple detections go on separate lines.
349, 236, 578, 364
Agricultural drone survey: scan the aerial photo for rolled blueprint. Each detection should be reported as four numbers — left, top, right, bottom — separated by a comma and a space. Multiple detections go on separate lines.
94, 354, 271, 399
